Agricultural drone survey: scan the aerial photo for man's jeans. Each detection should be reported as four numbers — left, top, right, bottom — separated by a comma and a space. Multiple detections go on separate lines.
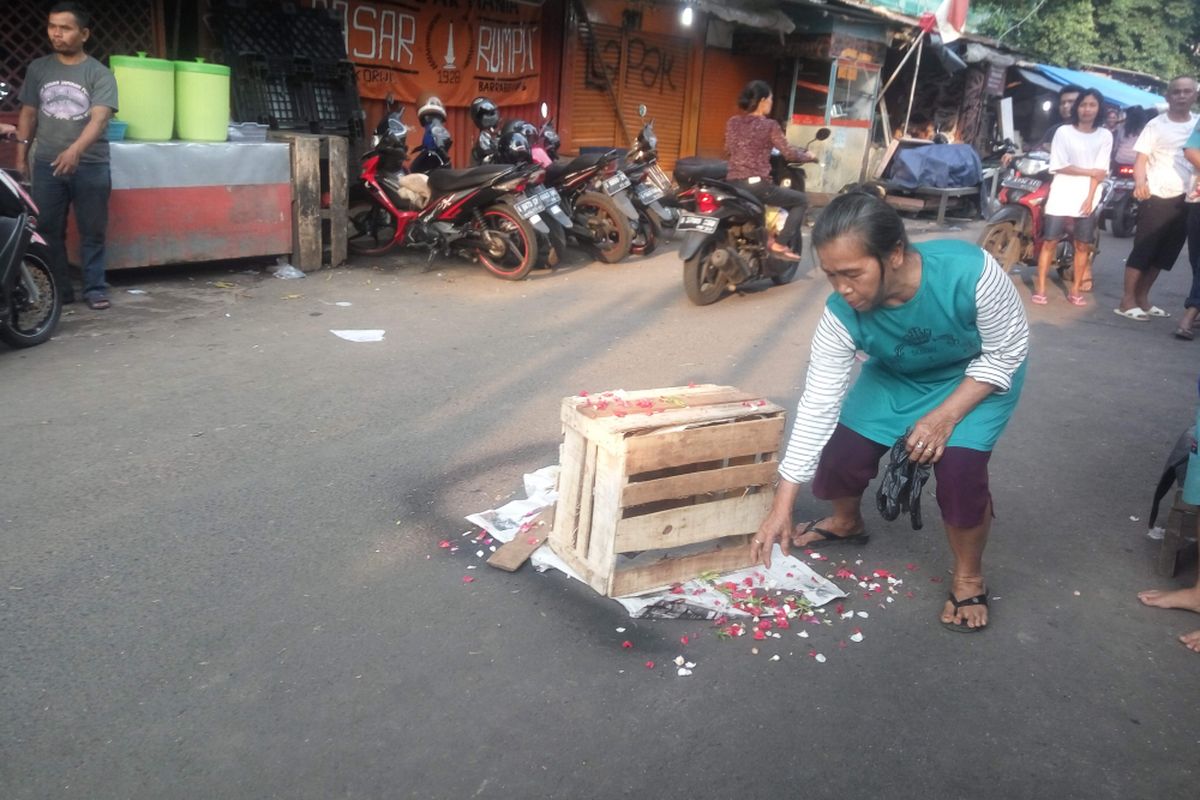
31, 159, 111, 298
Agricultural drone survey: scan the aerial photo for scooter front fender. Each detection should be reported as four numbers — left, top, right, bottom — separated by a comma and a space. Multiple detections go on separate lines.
611, 190, 640, 221
547, 203, 573, 228
645, 200, 670, 223
528, 213, 550, 235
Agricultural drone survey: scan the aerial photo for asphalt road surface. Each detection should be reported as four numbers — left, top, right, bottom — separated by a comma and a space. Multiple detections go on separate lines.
2, 219, 1197, 799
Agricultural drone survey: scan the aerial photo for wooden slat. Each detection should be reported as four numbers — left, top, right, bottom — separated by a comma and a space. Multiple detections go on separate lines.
566, 401, 785, 452
624, 416, 784, 475
291, 136, 321, 270
575, 441, 599, 559
550, 427, 587, 553
609, 536, 758, 597
585, 446, 625, 594
622, 461, 777, 507
572, 386, 761, 420
487, 507, 555, 572
326, 135, 348, 267
614, 493, 772, 554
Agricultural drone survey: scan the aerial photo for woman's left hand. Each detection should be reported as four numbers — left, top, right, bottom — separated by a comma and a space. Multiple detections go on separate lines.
906, 411, 957, 465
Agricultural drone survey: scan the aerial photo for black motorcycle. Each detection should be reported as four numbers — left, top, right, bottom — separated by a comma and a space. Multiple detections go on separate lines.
673, 128, 830, 305
620, 104, 675, 256
1101, 161, 1138, 238
0, 84, 60, 347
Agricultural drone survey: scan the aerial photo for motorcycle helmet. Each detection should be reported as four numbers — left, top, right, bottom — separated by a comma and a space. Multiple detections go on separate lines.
473, 129, 498, 164
423, 121, 453, 153
470, 96, 499, 130
498, 129, 531, 163
379, 113, 409, 152
541, 123, 561, 159
417, 96, 447, 128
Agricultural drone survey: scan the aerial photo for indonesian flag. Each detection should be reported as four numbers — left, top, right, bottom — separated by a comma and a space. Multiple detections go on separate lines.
919, 0, 969, 43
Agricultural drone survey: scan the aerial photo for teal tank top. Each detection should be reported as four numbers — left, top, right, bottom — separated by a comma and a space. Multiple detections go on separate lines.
826, 240, 1026, 451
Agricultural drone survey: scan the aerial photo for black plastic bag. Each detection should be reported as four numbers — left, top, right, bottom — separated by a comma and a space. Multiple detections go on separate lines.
876, 433, 932, 530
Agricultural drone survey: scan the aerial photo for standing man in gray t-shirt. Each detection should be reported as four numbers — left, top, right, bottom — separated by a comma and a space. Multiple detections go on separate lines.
15, 2, 118, 309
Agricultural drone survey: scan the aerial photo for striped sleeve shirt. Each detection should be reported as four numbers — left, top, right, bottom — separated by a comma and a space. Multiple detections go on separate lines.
778, 253, 1028, 484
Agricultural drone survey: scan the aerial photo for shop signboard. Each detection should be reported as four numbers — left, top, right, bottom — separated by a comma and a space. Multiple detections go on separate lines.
304, 0, 541, 106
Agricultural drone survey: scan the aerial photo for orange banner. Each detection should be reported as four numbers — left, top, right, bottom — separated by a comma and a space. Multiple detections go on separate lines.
304, 0, 542, 106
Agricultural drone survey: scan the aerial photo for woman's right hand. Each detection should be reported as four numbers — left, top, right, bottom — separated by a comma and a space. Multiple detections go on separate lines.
752, 508, 792, 568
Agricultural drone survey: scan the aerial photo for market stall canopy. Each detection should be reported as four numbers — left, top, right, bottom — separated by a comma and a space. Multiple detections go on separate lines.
1034, 64, 1165, 110
696, 0, 796, 35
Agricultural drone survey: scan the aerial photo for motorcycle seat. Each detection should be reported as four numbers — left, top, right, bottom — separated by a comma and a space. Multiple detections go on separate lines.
674, 157, 727, 187
545, 152, 610, 184
427, 164, 514, 194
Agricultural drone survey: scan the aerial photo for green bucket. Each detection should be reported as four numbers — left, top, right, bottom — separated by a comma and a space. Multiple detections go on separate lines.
110, 52, 174, 141
174, 58, 231, 142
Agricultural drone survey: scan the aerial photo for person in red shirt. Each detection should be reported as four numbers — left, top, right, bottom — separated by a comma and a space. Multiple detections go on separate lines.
724, 80, 816, 260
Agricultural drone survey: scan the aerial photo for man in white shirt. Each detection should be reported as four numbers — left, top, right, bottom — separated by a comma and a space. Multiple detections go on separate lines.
1115, 76, 1199, 321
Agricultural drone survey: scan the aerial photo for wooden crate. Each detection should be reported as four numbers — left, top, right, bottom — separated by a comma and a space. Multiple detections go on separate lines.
269, 131, 348, 271
550, 384, 786, 597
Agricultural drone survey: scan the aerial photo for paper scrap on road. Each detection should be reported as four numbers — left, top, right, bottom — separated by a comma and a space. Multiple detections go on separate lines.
465, 466, 845, 619
330, 329, 385, 342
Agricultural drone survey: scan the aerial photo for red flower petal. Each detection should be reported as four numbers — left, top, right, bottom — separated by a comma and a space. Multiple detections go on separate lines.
621, 640, 633, 649
753, 630, 767, 640
680, 635, 689, 645
906, 563, 918, 571
929, 576, 944, 583
757, 620, 772, 630
438, 540, 452, 548
579, 391, 589, 397
835, 603, 845, 615
462, 576, 475, 583
669, 584, 685, 595
645, 661, 655, 669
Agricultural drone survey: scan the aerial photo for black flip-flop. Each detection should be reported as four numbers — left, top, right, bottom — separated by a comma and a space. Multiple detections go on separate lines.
792, 520, 870, 549
942, 591, 988, 633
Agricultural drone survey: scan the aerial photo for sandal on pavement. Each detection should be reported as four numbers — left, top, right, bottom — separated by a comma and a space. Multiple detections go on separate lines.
1067, 294, 1087, 307
85, 294, 111, 310
942, 591, 988, 633
1174, 327, 1195, 340
1145, 305, 1171, 318
1114, 307, 1150, 321
791, 520, 870, 549
1080, 277, 1093, 292
1031, 293, 1048, 305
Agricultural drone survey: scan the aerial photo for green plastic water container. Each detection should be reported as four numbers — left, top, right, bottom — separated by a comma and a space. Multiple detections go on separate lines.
174, 58, 230, 142
109, 52, 174, 141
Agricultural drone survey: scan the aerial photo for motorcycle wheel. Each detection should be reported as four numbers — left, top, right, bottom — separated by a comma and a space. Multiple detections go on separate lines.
1110, 196, 1136, 238
347, 201, 399, 255
575, 192, 631, 263
629, 212, 660, 257
0, 249, 61, 348
683, 240, 727, 306
978, 221, 1022, 270
475, 203, 536, 280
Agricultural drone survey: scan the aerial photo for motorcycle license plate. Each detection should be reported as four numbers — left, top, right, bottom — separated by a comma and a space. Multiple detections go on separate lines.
635, 182, 665, 203
515, 195, 543, 219
1002, 177, 1042, 192
602, 172, 632, 195
534, 187, 561, 208
676, 214, 718, 234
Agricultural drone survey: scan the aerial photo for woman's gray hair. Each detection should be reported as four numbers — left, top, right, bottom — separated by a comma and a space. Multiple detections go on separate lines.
812, 191, 910, 265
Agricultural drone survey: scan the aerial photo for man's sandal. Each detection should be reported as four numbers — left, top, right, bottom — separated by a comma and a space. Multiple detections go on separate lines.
942, 591, 988, 633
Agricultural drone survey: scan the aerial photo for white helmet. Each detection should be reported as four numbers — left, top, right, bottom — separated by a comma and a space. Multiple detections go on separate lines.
418, 96, 447, 128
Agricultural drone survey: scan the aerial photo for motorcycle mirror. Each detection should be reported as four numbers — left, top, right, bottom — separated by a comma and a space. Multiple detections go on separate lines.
637, 104, 647, 118
540, 101, 549, 119
814, 128, 832, 141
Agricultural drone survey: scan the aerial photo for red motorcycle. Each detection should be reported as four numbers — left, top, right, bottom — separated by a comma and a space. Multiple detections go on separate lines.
979, 151, 1110, 280
348, 105, 546, 281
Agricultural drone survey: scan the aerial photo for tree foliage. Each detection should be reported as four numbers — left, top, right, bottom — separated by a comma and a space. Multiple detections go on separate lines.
973, 0, 1200, 79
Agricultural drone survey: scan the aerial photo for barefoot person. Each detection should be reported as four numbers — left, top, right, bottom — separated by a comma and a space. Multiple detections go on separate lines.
752, 192, 1029, 632
1032, 88, 1112, 306
1138, 581, 1200, 653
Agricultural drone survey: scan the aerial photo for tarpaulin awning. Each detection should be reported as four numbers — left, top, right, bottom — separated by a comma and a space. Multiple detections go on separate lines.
1017, 67, 1061, 93
1034, 64, 1164, 110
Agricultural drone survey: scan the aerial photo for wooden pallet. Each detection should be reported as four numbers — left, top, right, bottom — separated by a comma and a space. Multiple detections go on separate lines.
549, 384, 786, 597
269, 131, 348, 271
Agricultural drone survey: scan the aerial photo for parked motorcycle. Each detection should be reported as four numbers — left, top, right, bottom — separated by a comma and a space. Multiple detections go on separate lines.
978, 150, 1111, 281
0, 83, 61, 347
620, 104, 675, 256
347, 104, 546, 280
672, 128, 830, 305
1100, 161, 1137, 238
